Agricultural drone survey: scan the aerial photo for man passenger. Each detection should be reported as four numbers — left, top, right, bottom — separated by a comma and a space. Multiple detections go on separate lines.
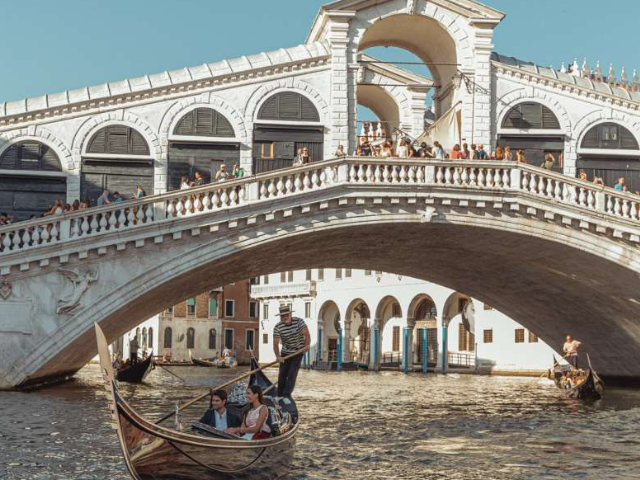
199, 389, 242, 430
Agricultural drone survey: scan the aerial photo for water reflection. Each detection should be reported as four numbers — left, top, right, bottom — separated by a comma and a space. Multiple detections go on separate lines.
1, 365, 640, 480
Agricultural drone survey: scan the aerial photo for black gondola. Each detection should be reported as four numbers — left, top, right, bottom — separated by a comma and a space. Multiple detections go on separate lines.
551, 354, 605, 400
116, 354, 154, 383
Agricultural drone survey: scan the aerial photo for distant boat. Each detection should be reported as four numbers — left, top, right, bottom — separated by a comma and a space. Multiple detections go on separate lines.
551, 354, 605, 400
94, 324, 298, 480
116, 354, 154, 383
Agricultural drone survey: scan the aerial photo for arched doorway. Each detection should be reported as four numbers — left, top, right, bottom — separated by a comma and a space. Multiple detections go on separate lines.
317, 300, 340, 364
375, 295, 403, 367
408, 294, 439, 367
81, 125, 154, 204
442, 293, 475, 370
0, 141, 67, 220
168, 107, 240, 190
252, 91, 324, 173
345, 298, 371, 365
497, 102, 564, 171
577, 122, 640, 190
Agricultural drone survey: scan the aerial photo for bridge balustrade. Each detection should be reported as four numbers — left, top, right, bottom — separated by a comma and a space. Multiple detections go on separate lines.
1, 157, 639, 256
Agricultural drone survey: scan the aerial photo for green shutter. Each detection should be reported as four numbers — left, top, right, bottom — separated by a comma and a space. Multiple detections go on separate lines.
187, 298, 196, 306
209, 298, 218, 316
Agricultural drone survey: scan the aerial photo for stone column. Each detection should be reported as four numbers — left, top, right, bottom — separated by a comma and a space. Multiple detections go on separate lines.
406, 87, 430, 138
435, 315, 449, 373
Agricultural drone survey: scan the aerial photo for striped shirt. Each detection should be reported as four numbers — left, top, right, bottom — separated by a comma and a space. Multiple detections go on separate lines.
273, 317, 308, 355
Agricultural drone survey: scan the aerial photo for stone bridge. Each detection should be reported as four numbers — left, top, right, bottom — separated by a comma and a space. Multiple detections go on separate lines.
2, 158, 640, 389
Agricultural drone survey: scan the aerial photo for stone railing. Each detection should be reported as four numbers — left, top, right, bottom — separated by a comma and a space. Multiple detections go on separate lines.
250, 281, 316, 299
2, 157, 640, 256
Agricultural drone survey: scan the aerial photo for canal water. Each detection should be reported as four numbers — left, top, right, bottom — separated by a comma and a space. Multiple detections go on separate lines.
1, 365, 640, 480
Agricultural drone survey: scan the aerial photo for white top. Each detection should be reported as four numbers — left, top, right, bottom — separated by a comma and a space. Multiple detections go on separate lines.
397, 145, 408, 157
180, 182, 191, 190
245, 405, 270, 434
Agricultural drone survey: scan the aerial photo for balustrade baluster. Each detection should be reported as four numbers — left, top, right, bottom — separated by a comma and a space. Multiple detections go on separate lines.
622, 200, 630, 218
554, 181, 562, 200
478, 169, 486, 187
81, 217, 90, 235
2, 233, 12, 250
41, 226, 50, 242
469, 168, 477, 186
578, 188, 587, 206
238, 187, 246, 204
99, 214, 108, 231
435, 167, 444, 184
12, 231, 21, 249
545, 179, 554, 197
452, 168, 460, 185
632, 202, 639, 220
416, 166, 425, 183
285, 177, 293, 193
294, 176, 302, 192
391, 166, 400, 183
166, 201, 176, 217
408, 166, 416, 183
349, 165, 357, 182
529, 174, 537, 194
537, 176, 545, 196
267, 180, 277, 197
366, 165, 374, 182
212, 192, 221, 209
521, 173, 529, 191
319, 170, 327, 188
587, 191, 595, 209
443, 167, 452, 184
90, 215, 99, 233
219, 190, 229, 207
311, 171, 320, 188
230, 189, 238, 205
21, 229, 31, 248
382, 166, 390, 183
203, 193, 212, 210
606, 196, 614, 214
302, 174, 311, 190
145, 205, 153, 222
502, 169, 510, 188
493, 169, 501, 187
184, 197, 193, 215
614, 198, 622, 216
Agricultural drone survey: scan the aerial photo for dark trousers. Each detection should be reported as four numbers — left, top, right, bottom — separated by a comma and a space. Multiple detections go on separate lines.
130, 351, 138, 365
568, 355, 578, 368
277, 354, 303, 398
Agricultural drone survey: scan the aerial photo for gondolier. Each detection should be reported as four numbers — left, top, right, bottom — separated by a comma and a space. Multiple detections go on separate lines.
273, 305, 310, 399
563, 335, 581, 368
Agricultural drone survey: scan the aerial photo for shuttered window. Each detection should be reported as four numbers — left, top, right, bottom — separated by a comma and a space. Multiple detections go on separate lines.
209, 329, 217, 350
209, 298, 218, 318
0, 141, 62, 171
515, 329, 525, 343
580, 123, 639, 150
163, 327, 172, 348
87, 125, 150, 155
173, 108, 236, 137
529, 331, 539, 343
502, 102, 561, 130
483, 329, 493, 343
257, 92, 320, 122
187, 328, 195, 349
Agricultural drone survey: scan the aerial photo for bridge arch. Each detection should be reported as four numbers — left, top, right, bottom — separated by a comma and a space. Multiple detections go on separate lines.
6, 162, 640, 387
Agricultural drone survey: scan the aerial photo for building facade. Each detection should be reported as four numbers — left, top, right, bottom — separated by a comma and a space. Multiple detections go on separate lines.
254, 269, 557, 374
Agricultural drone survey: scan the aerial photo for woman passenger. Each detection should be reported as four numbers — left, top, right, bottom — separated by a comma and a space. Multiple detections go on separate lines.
227, 385, 271, 440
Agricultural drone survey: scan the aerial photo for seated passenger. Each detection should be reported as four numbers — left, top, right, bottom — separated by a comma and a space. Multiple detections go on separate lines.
227, 385, 271, 440
199, 389, 242, 430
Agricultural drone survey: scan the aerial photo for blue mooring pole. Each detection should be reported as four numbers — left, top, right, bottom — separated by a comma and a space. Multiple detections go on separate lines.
403, 327, 409, 373
442, 324, 448, 375
317, 328, 323, 364
337, 329, 343, 372
422, 328, 428, 375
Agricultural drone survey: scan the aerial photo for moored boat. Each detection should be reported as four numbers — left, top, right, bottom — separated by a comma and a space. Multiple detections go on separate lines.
95, 324, 298, 480
551, 355, 605, 400
116, 354, 154, 383
192, 357, 218, 367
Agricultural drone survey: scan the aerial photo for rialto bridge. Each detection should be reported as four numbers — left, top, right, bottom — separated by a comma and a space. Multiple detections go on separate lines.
2, 158, 640, 388
3, 0, 640, 388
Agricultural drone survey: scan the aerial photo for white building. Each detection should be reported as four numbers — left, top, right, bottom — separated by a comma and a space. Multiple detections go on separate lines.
254, 269, 558, 374
113, 315, 159, 361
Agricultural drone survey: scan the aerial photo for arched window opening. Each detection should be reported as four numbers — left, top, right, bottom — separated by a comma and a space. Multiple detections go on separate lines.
0, 141, 62, 171
168, 109, 240, 190
577, 122, 640, 190
415, 299, 437, 320
502, 103, 560, 130
498, 102, 564, 172
258, 92, 319, 122
163, 327, 172, 348
142, 328, 148, 349
253, 91, 324, 174
81, 125, 153, 206
173, 108, 235, 138
581, 123, 639, 150
209, 329, 217, 350
187, 327, 195, 349
0, 141, 66, 221
87, 125, 150, 155
148, 328, 154, 350
135, 327, 141, 345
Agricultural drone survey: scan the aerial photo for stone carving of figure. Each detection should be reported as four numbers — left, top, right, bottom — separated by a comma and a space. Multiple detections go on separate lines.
57, 269, 99, 315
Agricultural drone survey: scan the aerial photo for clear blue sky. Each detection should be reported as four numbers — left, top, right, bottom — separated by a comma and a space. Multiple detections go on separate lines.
1, 0, 638, 103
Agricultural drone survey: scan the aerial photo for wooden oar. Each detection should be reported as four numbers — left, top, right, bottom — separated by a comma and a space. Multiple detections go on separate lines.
525, 353, 570, 389
157, 363, 187, 382
155, 349, 305, 425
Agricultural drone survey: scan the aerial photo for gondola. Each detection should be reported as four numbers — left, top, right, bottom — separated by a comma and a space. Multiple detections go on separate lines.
192, 357, 218, 368
551, 354, 605, 400
116, 354, 154, 383
95, 324, 299, 480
